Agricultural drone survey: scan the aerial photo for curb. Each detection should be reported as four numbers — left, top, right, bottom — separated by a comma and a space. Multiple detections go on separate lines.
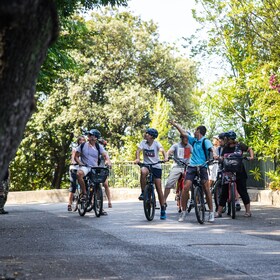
6, 188, 280, 207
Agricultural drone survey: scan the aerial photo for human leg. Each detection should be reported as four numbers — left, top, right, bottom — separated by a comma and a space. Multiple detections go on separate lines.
236, 177, 251, 216
139, 167, 148, 200
103, 178, 112, 207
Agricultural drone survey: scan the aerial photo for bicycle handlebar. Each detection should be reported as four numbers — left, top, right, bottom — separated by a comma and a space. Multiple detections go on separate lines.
137, 161, 165, 168
169, 156, 189, 167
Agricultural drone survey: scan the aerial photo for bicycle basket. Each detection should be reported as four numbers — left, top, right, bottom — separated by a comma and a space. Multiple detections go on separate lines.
223, 157, 243, 172
89, 167, 109, 183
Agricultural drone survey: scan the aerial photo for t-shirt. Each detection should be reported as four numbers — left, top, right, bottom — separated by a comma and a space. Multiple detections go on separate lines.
138, 140, 163, 169
188, 136, 213, 166
169, 142, 192, 167
76, 142, 105, 167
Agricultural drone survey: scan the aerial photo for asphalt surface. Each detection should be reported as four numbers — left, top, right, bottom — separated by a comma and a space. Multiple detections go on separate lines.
0, 200, 280, 280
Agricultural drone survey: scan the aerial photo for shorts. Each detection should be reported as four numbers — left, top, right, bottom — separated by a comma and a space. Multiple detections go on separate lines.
78, 166, 91, 177
186, 166, 209, 183
151, 168, 162, 179
165, 166, 184, 189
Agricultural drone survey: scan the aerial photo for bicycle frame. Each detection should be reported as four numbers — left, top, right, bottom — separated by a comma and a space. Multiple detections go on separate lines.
138, 161, 164, 221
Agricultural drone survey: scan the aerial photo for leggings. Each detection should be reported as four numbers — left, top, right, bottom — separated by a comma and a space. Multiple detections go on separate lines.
219, 177, 250, 207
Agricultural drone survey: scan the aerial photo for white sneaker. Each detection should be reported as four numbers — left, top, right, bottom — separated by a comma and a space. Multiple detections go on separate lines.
208, 212, 215, 222
178, 211, 186, 222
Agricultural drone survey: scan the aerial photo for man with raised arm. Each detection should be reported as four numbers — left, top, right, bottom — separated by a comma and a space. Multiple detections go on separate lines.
169, 121, 215, 222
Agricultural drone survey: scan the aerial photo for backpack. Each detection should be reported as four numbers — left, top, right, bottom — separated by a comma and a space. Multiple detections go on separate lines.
190, 138, 211, 161
80, 142, 101, 166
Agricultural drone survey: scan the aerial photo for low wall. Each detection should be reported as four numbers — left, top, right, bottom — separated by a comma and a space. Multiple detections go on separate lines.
5, 188, 280, 207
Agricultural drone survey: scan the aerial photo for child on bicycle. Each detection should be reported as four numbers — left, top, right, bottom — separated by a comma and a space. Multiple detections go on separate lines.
135, 128, 168, 220
164, 134, 192, 213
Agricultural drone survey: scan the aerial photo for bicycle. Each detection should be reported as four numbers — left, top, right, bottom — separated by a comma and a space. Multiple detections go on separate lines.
186, 159, 215, 224
222, 156, 248, 219
77, 166, 109, 218
137, 161, 165, 221
169, 157, 189, 213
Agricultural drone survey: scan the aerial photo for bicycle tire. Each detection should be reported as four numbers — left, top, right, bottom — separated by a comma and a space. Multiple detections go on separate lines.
143, 184, 156, 221
93, 184, 103, 217
86, 185, 94, 212
77, 197, 87, 216
230, 183, 236, 219
213, 179, 222, 212
73, 187, 80, 212
194, 186, 205, 224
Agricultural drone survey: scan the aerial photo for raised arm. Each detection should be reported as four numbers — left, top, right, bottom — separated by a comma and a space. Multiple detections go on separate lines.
169, 120, 188, 137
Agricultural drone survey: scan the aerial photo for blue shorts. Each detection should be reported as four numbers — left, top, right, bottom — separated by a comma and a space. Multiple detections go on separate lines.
151, 168, 162, 179
185, 166, 209, 183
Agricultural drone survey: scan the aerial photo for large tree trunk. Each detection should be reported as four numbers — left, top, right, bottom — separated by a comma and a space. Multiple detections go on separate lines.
0, 1, 58, 180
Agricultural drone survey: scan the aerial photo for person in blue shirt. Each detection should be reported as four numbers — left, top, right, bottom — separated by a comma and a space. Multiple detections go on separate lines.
169, 121, 215, 222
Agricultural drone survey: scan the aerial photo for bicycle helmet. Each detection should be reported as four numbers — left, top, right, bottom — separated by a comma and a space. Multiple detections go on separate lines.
226, 130, 237, 140
218, 132, 226, 140
88, 129, 101, 139
146, 128, 158, 139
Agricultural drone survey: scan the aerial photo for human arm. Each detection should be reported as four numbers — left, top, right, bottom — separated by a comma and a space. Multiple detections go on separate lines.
134, 147, 142, 164
169, 120, 188, 137
74, 151, 84, 166
159, 147, 168, 162
247, 147, 254, 160
102, 151, 112, 168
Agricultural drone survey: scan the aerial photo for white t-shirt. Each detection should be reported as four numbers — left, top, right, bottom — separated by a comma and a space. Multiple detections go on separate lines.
138, 140, 163, 169
169, 142, 192, 167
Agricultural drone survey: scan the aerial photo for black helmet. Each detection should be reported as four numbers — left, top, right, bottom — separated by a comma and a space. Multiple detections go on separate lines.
218, 133, 226, 140
226, 130, 237, 140
146, 128, 158, 139
88, 129, 101, 139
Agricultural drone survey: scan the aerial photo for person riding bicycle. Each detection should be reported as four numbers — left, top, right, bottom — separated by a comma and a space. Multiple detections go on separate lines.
164, 133, 192, 212
135, 128, 168, 220
75, 129, 112, 202
98, 137, 112, 213
67, 135, 86, 211
215, 130, 254, 218
170, 121, 215, 222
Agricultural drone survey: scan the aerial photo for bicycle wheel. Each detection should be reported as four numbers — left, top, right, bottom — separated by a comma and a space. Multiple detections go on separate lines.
143, 184, 156, 221
194, 186, 205, 224
86, 185, 94, 212
93, 184, 103, 217
72, 187, 80, 212
230, 183, 236, 219
77, 195, 87, 216
187, 188, 194, 213
213, 179, 222, 212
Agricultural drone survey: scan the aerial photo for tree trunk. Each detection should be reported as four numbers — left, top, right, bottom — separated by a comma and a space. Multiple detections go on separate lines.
0, 1, 58, 180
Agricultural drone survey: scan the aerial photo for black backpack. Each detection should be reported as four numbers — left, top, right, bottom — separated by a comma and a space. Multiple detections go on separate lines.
80, 142, 101, 166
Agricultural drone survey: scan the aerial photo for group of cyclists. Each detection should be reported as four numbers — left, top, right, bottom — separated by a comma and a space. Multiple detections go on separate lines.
135, 120, 254, 222
67, 121, 254, 222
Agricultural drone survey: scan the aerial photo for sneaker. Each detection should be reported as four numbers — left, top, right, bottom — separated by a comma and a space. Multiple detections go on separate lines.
80, 194, 87, 202
208, 212, 215, 222
178, 211, 186, 222
235, 203, 241, 211
138, 192, 144, 201
160, 210, 166, 220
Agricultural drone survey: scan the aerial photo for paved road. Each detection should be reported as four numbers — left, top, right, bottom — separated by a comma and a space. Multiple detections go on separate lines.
1, 201, 280, 280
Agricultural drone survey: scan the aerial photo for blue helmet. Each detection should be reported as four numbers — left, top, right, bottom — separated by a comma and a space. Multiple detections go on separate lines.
88, 129, 101, 139
146, 128, 158, 139
226, 130, 237, 140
